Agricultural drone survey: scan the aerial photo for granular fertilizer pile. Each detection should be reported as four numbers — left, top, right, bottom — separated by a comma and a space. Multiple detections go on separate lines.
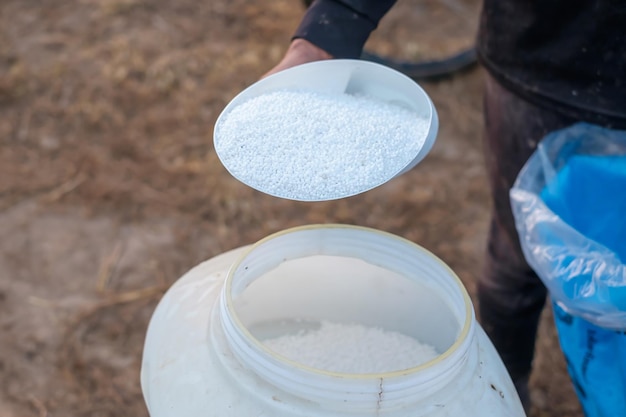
214, 89, 429, 200
263, 321, 439, 373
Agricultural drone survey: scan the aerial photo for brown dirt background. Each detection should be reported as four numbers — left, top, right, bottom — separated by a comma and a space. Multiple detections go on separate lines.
0, 0, 583, 416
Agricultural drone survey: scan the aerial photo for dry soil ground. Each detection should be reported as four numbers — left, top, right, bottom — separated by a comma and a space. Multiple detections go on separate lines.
0, 0, 583, 416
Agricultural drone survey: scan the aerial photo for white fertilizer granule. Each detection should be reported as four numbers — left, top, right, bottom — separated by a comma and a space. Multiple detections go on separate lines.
214, 89, 429, 200
262, 321, 439, 373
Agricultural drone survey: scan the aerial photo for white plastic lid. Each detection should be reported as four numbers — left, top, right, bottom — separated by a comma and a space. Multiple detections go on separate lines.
213, 59, 438, 201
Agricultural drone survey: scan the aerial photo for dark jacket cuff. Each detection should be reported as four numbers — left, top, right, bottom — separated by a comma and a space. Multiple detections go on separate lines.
293, 0, 396, 59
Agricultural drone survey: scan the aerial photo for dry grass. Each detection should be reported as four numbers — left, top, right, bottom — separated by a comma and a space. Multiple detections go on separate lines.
0, 1, 582, 416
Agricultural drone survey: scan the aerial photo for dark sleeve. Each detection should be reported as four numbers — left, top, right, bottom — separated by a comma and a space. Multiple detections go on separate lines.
293, 0, 397, 59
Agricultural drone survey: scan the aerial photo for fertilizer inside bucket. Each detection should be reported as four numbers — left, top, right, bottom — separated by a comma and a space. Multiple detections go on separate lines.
233, 254, 458, 374
262, 320, 439, 373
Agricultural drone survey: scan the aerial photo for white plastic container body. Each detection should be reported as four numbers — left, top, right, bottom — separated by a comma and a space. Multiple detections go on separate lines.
141, 225, 526, 417
213, 59, 438, 201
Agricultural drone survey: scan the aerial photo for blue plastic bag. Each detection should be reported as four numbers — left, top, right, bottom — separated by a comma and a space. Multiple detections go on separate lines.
552, 302, 626, 417
510, 123, 626, 417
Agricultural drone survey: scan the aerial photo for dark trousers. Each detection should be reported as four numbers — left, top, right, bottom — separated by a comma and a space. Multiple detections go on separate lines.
477, 74, 578, 381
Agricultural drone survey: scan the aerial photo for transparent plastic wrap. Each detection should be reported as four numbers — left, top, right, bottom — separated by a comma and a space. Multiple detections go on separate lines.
510, 123, 626, 417
511, 123, 626, 330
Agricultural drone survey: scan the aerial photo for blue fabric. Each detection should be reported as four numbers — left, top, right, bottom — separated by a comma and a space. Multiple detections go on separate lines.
541, 154, 626, 262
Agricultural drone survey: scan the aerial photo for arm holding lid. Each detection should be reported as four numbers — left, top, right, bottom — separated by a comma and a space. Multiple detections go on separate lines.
263, 0, 397, 78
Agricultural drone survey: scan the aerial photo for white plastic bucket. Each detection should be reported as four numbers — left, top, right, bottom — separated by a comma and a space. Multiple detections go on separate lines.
141, 225, 526, 416
213, 60, 438, 201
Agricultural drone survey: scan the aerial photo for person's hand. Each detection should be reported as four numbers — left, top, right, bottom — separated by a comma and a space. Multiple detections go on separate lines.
262, 38, 332, 78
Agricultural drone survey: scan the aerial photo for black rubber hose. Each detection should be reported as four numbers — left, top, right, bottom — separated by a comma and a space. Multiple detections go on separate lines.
360, 48, 477, 81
